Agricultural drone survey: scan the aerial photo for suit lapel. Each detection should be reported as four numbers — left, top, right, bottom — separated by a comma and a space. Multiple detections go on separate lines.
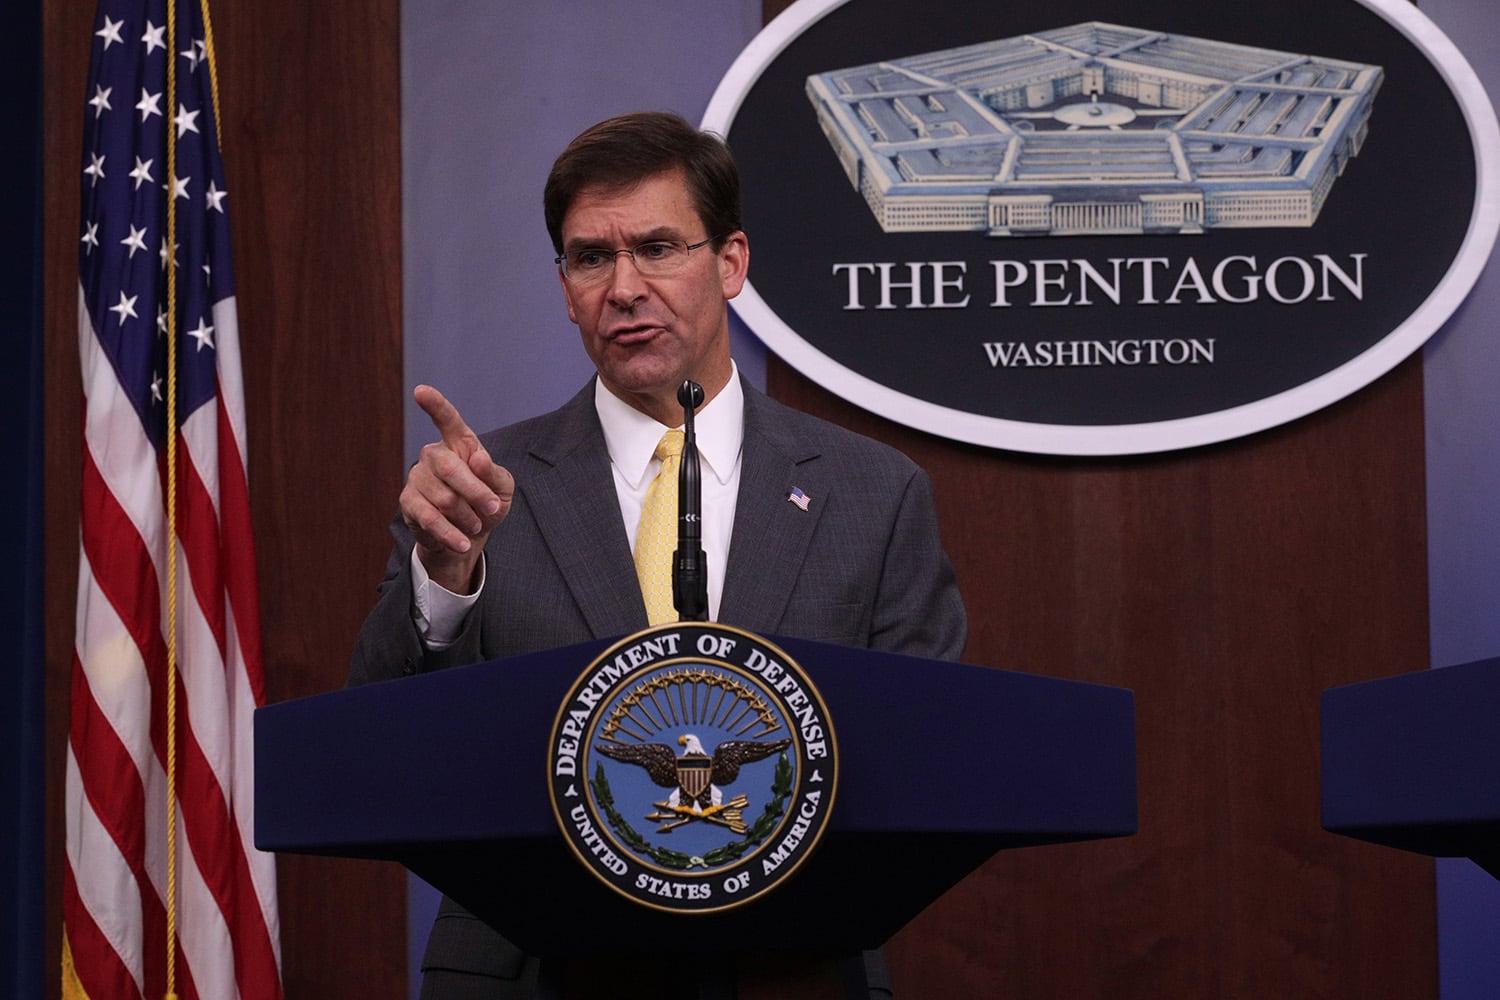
719, 384, 827, 633
521, 384, 648, 638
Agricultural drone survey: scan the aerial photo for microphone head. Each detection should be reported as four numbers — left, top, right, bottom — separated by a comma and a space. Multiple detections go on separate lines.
678, 380, 705, 411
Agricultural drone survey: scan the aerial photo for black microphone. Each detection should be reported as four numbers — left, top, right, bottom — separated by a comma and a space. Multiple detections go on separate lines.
673, 379, 708, 621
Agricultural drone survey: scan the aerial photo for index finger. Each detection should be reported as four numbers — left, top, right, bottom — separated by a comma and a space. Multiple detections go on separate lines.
414, 384, 474, 452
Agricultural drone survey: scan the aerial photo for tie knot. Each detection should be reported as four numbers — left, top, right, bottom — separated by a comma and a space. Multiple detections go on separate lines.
655, 429, 685, 461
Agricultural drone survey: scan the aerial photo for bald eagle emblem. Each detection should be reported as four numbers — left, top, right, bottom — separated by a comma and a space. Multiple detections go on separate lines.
596, 733, 791, 833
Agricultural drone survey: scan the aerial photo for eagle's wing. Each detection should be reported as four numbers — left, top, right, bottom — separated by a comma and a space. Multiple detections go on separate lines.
710, 738, 792, 785
595, 742, 680, 788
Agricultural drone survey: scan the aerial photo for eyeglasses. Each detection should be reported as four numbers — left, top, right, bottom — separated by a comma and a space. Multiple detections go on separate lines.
554, 236, 723, 284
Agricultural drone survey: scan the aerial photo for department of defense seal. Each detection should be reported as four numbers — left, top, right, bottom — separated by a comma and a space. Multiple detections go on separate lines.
547, 623, 838, 913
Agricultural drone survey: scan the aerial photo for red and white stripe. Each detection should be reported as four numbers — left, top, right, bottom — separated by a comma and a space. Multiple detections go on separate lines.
65, 291, 282, 1000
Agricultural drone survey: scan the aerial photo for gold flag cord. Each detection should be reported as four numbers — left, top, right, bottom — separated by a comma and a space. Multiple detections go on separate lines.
162, 5, 225, 994
163, 0, 180, 994
163, 4, 222, 995
201, 0, 222, 146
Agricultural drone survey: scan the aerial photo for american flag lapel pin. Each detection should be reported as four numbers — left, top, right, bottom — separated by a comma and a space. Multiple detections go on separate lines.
787, 487, 811, 511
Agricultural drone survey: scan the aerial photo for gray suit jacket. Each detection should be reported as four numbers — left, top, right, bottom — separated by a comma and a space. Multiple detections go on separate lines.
348, 375, 966, 991
352, 376, 965, 682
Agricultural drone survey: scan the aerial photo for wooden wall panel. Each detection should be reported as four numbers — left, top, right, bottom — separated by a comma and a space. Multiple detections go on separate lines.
43, 0, 407, 997
769, 355, 1436, 998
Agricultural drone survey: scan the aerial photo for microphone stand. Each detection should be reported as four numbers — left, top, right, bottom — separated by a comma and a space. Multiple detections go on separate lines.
673, 379, 708, 621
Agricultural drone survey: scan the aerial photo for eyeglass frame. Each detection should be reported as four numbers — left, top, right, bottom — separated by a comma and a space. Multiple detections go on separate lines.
553, 234, 728, 283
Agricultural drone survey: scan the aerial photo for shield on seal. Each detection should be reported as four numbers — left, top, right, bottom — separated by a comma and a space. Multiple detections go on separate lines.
675, 751, 713, 802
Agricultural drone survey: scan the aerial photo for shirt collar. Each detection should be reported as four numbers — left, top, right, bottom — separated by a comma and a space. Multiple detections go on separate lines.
595, 362, 744, 490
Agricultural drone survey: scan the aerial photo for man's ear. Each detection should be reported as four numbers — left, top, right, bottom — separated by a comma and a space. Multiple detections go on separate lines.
718, 231, 750, 300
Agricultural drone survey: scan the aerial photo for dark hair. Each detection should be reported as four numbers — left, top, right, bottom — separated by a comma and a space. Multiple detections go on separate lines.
543, 111, 742, 254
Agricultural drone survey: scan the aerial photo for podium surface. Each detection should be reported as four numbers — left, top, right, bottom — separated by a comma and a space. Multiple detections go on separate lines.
256, 635, 1136, 955
1321, 656, 1500, 879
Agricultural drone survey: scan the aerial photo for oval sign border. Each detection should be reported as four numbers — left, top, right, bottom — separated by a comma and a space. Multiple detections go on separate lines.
704, 0, 1500, 456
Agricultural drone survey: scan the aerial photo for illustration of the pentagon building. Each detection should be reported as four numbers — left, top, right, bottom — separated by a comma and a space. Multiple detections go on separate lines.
806, 22, 1382, 236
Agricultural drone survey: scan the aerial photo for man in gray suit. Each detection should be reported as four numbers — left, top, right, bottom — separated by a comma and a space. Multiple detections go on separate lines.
351, 112, 965, 999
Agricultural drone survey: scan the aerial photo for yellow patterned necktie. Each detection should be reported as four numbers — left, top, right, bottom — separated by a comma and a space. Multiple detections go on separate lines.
635, 429, 684, 626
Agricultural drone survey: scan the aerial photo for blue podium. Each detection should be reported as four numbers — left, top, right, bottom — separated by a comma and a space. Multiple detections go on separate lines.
255, 635, 1137, 958
1321, 656, 1500, 880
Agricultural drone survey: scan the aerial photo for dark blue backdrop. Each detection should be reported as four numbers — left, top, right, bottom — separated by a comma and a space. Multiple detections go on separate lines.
2, 1, 46, 997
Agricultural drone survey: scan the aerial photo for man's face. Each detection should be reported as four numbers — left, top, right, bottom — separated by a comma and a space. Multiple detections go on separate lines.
558, 168, 748, 423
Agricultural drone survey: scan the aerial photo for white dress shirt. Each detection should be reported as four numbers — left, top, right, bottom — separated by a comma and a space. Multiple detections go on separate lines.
412, 366, 745, 646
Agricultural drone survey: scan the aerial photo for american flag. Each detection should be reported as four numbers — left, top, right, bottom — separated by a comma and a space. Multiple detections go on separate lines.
65, 0, 282, 997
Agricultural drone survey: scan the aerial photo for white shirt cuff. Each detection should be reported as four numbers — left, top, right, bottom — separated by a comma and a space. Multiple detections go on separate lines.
410, 548, 484, 650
